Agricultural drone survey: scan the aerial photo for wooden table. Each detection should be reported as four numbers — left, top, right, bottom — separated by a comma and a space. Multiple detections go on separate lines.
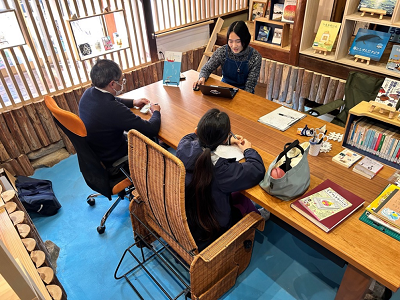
122, 70, 400, 299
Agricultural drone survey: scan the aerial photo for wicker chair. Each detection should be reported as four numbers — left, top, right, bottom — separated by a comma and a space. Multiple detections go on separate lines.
115, 129, 265, 299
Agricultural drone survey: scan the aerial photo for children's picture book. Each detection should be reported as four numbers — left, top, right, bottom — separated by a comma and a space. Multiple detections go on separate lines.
250, 1, 267, 21
291, 179, 365, 232
332, 148, 362, 168
258, 106, 306, 131
272, 28, 283, 45
281, 0, 296, 23
348, 29, 391, 61
387, 45, 400, 74
374, 77, 400, 109
272, 3, 284, 20
101, 36, 113, 50
298, 187, 352, 221
352, 156, 383, 179
257, 26, 271, 42
358, 0, 396, 16
312, 21, 341, 52
162, 51, 182, 86
365, 184, 399, 215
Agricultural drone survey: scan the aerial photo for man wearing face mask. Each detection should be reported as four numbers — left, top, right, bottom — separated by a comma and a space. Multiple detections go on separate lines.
79, 59, 161, 168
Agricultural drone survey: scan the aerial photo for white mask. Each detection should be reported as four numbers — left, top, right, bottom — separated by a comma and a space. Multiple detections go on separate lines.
113, 79, 125, 96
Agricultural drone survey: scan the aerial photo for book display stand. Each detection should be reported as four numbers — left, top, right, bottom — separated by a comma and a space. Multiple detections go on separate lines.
354, 55, 370, 65
369, 101, 396, 119
253, 18, 290, 48
313, 47, 329, 56
360, 7, 386, 20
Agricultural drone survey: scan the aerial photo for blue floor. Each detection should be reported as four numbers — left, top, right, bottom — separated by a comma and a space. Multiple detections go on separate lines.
29, 154, 398, 299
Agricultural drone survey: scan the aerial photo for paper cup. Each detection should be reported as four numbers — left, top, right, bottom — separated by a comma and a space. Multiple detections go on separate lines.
309, 138, 322, 156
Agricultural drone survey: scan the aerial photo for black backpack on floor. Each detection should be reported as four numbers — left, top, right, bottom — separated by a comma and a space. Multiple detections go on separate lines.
15, 176, 61, 216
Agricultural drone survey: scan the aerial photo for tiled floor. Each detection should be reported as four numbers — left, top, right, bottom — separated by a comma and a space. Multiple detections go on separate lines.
29, 154, 400, 300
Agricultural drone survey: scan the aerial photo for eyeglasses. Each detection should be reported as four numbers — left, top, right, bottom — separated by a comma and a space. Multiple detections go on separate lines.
114, 78, 126, 85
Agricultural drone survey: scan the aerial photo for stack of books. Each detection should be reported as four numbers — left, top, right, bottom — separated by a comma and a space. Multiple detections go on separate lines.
352, 156, 384, 179
290, 179, 365, 232
332, 148, 362, 168
359, 184, 400, 240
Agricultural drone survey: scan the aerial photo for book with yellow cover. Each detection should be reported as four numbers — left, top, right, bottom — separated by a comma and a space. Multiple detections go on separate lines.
312, 21, 341, 52
366, 184, 400, 217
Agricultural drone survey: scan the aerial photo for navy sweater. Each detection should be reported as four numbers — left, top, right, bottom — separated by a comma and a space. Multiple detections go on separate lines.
79, 87, 161, 167
176, 133, 265, 250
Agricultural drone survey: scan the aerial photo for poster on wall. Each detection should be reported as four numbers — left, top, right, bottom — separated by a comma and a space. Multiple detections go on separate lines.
0, 9, 26, 50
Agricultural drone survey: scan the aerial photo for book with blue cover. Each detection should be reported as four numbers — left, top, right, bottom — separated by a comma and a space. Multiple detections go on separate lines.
358, 0, 396, 16
349, 29, 391, 61
386, 45, 400, 73
162, 51, 182, 86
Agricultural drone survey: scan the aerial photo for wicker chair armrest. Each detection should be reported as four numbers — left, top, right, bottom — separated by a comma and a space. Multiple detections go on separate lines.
199, 211, 264, 262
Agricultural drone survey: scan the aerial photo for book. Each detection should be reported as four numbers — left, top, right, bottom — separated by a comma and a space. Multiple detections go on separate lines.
258, 106, 306, 131
373, 77, 400, 109
365, 184, 399, 215
271, 28, 283, 45
386, 45, 400, 73
281, 0, 296, 23
375, 188, 400, 229
256, 26, 271, 42
332, 148, 362, 168
352, 156, 383, 179
162, 51, 182, 86
312, 21, 341, 52
358, 0, 396, 16
298, 187, 352, 221
291, 179, 365, 232
359, 211, 400, 241
272, 3, 284, 20
348, 29, 391, 61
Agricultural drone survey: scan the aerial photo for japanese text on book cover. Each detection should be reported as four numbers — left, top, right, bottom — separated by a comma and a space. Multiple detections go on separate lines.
349, 29, 391, 61
299, 187, 352, 221
312, 21, 341, 52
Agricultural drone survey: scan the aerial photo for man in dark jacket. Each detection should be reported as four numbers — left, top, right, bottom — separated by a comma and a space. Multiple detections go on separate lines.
79, 59, 161, 168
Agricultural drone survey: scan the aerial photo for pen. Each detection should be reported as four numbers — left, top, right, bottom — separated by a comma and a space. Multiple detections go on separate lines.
279, 113, 295, 119
230, 131, 238, 140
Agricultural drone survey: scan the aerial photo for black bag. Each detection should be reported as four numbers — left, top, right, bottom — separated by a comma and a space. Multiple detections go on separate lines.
15, 176, 61, 216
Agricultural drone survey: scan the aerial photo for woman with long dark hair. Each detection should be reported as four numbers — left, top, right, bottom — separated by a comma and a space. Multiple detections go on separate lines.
194, 21, 262, 94
176, 108, 266, 250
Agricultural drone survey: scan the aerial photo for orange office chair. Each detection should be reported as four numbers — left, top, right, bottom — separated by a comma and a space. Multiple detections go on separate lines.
44, 95, 134, 234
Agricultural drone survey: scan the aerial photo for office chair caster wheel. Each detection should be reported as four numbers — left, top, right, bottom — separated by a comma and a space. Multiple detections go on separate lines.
87, 198, 95, 206
97, 225, 105, 234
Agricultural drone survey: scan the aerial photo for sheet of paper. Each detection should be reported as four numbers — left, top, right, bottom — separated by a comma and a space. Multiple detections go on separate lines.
215, 145, 244, 161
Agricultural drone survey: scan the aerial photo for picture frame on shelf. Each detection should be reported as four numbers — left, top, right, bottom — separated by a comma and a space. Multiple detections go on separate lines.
250, 1, 268, 21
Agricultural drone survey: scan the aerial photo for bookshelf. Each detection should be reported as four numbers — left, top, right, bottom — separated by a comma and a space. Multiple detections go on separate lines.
343, 101, 400, 169
300, 0, 400, 79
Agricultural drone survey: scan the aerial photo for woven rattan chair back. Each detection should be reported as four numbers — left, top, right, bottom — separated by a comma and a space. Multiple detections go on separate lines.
128, 130, 198, 263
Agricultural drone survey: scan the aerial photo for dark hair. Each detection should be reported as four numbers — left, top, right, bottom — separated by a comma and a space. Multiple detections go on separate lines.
186, 109, 230, 241
226, 21, 251, 50
90, 59, 122, 88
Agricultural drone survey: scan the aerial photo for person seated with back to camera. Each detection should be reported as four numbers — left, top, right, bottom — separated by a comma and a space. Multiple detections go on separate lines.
79, 59, 161, 172
193, 20, 262, 94
176, 108, 268, 251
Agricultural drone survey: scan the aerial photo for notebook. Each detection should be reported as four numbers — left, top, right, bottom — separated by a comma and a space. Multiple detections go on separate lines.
199, 85, 239, 99
258, 106, 306, 131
